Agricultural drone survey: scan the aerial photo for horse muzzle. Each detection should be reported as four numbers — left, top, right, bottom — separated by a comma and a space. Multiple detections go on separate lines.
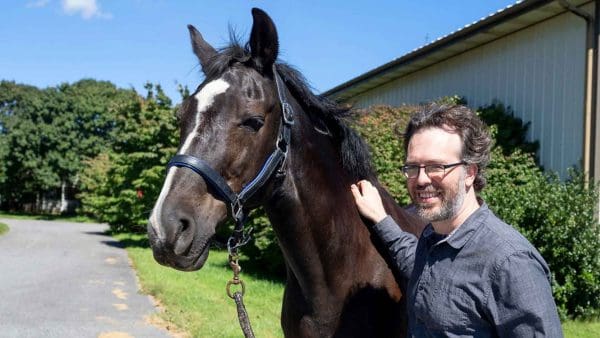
147, 217, 212, 271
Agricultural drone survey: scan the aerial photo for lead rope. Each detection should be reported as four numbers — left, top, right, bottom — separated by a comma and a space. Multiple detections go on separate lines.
226, 207, 255, 338
226, 252, 255, 338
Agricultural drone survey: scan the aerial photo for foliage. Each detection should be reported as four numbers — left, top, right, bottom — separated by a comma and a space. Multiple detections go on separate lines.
351, 105, 413, 204
78, 84, 178, 232
0, 80, 137, 211
478, 102, 600, 319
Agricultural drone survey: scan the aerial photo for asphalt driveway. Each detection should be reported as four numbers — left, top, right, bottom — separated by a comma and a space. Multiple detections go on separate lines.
0, 218, 172, 338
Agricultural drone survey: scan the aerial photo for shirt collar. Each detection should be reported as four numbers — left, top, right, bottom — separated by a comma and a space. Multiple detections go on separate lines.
422, 203, 489, 249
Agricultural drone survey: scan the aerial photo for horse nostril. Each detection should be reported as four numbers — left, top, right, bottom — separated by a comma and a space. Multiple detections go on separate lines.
180, 218, 190, 234
173, 217, 195, 256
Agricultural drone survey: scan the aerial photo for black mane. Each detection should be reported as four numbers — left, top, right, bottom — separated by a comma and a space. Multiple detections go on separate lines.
202, 40, 375, 180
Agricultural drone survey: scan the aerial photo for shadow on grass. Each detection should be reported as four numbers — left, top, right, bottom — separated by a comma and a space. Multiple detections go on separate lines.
236, 257, 286, 283
210, 236, 285, 283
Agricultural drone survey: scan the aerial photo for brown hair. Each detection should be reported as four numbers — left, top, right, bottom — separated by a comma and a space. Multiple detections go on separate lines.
403, 104, 492, 192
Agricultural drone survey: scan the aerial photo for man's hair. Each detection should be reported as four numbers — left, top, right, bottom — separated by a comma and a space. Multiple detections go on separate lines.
403, 104, 492, 192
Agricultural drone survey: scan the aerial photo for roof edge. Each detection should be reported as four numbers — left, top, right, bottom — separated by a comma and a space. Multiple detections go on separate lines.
322, 0, 554, 99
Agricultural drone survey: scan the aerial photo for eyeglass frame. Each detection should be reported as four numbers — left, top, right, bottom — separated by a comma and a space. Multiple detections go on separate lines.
401, 161, 467, 179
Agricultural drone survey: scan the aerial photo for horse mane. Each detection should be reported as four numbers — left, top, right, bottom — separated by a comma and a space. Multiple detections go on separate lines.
202, 37, 375, 180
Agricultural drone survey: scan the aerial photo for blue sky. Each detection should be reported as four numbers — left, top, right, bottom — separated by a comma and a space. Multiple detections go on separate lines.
2, 0, 517, 103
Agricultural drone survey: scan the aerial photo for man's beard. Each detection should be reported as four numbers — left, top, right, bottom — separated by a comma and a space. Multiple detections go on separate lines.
414, 173, 466, 223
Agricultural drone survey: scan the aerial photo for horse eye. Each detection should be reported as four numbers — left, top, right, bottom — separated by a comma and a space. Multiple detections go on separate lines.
241, 116, 265, 132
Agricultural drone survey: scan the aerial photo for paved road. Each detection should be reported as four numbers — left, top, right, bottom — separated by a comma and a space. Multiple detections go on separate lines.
0, 218, 172, 338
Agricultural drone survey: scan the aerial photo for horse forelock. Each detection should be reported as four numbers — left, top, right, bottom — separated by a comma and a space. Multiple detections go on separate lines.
198, 40, 375, 180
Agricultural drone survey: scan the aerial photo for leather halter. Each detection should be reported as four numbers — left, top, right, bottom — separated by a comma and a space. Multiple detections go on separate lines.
167, 65, 294, 253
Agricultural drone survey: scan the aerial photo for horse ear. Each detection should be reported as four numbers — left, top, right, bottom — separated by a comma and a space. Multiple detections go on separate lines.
249, 8, 279, 74
188, 24, 217, 73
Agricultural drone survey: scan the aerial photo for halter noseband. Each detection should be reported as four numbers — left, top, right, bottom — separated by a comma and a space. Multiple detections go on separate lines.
166, 65, 294, 254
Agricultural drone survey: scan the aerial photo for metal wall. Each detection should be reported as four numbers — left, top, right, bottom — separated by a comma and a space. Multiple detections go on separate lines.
352, 9, 587, 178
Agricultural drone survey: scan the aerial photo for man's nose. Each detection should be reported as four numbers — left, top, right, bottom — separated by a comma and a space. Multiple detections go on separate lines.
415, 167, 432, 185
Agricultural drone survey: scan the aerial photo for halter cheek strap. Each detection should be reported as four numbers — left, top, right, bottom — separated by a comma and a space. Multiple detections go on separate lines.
166, 65, 294, 254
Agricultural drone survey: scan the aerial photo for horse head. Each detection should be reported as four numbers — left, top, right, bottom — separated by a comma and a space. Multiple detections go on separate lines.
148, 8, 287, 271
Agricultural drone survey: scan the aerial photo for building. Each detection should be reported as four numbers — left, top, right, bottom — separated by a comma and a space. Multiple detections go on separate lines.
324, 0, 598, 180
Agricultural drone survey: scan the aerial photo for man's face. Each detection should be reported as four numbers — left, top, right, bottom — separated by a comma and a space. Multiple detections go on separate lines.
405, 126, 467, 223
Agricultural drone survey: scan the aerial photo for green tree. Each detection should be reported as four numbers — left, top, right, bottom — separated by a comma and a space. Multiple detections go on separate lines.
78, 84, 178, 231
0, 81, 57, 208
0, 79, 136, 212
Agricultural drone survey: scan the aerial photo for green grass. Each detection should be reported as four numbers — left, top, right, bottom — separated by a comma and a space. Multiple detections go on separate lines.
563, 320, 600, 338
0, 211, 96, 223
114, 233, 285, 337
0, 222, 9, 236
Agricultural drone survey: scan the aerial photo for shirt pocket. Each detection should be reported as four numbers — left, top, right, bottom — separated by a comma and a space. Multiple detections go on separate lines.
415, 277, 478, 333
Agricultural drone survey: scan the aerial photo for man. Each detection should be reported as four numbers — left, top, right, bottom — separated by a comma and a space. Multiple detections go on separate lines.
351, 104, 562, 337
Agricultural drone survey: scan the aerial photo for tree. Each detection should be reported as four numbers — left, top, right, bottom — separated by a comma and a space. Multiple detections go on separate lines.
0, 79, 137, 212
78, 84, 178, 231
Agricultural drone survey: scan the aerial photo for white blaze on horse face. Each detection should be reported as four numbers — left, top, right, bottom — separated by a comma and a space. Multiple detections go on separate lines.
150, 78, 230, 237
180, 78, 231, 154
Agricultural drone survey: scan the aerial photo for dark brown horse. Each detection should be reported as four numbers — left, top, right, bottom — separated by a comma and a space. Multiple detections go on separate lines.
147, 8, 424, 337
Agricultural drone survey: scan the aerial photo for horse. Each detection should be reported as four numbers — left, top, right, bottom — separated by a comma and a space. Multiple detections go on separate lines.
147, 8, 424, 337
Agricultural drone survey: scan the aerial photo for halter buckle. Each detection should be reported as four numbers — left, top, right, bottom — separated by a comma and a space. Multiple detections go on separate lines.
281, 102, 294, 125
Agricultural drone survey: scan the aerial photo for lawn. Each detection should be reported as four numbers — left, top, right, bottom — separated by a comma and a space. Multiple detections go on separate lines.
115, 232, 285, 337
563, 320, 600, 338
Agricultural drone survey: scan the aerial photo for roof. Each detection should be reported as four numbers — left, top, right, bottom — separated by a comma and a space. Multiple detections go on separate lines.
323, 0, 592, 101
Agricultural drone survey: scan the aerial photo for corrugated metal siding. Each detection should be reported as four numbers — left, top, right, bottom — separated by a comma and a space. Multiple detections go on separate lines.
351, 10, 587, 178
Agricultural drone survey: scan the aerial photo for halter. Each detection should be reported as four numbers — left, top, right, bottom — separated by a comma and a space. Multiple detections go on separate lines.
166, 64, 294, 254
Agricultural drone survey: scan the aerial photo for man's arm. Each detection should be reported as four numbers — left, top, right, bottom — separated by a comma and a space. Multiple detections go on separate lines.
371, 215, 418, 280
351, 180, 418, 280
487, 251, 563, 337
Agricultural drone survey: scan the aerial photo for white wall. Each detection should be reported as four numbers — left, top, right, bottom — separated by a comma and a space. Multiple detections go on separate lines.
352, 10, 588, 178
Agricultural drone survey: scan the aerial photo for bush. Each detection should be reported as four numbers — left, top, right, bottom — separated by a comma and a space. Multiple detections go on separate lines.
478, 102, 600, 319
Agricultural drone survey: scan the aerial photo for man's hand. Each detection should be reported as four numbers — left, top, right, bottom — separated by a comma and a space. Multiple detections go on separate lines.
350, 180, 388, 224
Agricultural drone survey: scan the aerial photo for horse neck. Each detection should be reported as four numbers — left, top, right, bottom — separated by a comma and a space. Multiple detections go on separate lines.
262, 106, 386, 292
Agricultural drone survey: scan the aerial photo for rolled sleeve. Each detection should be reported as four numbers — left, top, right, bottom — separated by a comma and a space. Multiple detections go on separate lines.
487, 251, 563, 337
371, 216, 418, 280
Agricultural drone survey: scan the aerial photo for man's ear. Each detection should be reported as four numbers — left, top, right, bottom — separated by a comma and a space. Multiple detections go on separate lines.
465, 163, 478, 188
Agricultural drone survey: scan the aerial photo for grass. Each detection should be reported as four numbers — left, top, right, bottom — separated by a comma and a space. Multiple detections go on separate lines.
114, 232, 285, 337
563, 320, 600, 338
0, 211, 96, 223
0, 222, 8, 236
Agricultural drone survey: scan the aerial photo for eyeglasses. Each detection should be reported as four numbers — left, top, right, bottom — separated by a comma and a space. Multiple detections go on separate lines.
401, 161, 466, 179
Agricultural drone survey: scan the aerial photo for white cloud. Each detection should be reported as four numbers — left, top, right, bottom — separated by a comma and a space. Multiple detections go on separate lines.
61, 0, 112, 20
26, 0, 51, 8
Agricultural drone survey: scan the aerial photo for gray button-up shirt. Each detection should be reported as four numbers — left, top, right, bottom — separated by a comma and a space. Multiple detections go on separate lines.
373, 203, 563, 337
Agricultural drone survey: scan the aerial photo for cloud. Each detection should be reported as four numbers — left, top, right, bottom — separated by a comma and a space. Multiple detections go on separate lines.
26, 0, 51, 8
61, 0, 112, 19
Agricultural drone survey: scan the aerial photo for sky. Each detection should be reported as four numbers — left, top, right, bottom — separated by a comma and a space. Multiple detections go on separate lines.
2, 0, 518, 103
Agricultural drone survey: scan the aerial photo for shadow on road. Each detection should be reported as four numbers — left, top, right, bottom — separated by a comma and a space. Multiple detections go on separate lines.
101, 236, 150, 249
